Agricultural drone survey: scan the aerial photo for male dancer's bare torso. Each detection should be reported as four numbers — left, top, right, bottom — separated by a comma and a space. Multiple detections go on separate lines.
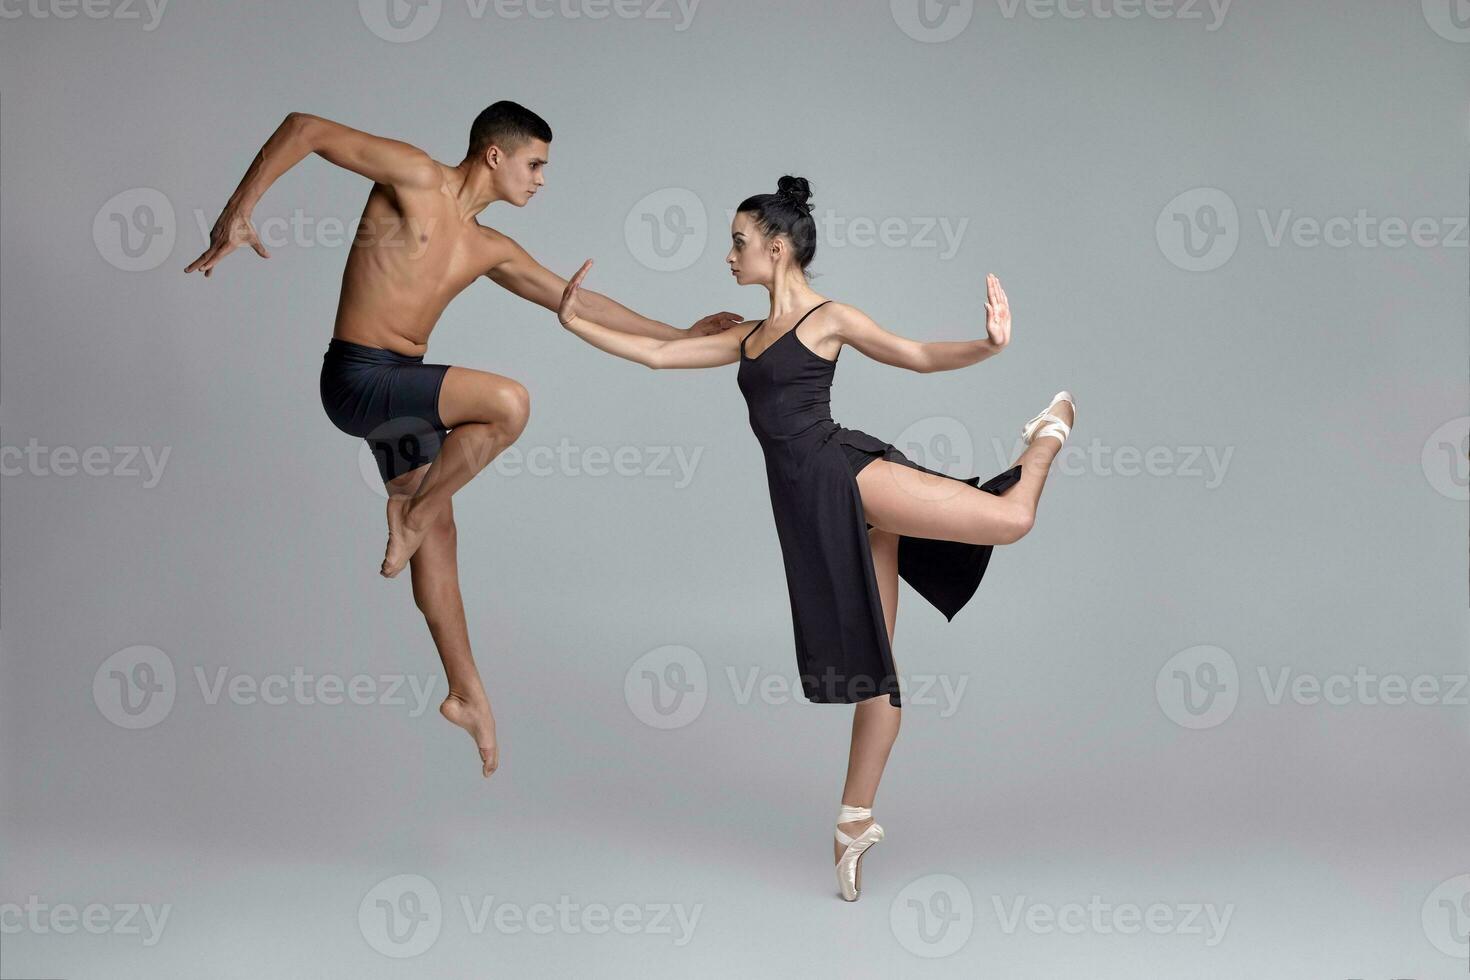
333, 174, 518, 356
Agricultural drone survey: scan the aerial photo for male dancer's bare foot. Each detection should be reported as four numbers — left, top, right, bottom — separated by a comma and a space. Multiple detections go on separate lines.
381, 495, 432, 578
440, 692, 499, 778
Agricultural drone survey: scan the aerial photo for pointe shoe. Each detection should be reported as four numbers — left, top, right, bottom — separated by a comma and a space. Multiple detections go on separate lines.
1021, 390, 1075, 447
835, 804, 884, 902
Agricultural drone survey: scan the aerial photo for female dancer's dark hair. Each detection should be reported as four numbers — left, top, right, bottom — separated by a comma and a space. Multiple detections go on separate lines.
737, 175, 817, 274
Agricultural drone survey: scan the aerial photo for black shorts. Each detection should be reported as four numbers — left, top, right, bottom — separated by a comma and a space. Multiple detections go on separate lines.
320, 338, 451, 483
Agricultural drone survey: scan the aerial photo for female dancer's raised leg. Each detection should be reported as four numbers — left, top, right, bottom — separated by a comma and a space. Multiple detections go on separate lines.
831, 396, 1073, 890
855, 396, 1076, 546
382, 366, 531, 577
835, 527, 901, 867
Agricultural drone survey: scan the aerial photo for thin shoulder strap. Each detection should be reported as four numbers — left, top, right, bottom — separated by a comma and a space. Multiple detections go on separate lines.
740, 319, 766, 348
793, 300, 833, 331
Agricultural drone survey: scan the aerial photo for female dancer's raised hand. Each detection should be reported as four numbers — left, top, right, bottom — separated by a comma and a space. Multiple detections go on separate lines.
985, 273, 1011, 350
558, 258, 594, 326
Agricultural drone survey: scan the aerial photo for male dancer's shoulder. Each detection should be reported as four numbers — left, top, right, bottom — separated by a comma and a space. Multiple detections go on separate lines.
469, 222, 525, 270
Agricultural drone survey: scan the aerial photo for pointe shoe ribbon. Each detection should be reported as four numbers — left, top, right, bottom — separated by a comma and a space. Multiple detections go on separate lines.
835, 804, 884, 902
1021, 390, 1075, 447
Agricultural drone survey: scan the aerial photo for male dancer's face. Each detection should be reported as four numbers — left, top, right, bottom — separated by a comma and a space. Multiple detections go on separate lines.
489, 138, 550, 207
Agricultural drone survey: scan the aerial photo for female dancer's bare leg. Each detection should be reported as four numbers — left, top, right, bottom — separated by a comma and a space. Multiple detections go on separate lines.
836, 399, 1075, 848
835, 526, 901, 862
854, 399, 1075, 547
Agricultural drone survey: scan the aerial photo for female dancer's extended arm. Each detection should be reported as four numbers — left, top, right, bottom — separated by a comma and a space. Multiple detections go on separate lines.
556, 260, 743, 369
832, 273, 1013, 373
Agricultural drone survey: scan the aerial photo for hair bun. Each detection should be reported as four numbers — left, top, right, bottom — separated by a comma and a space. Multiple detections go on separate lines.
776, 175, 812, 211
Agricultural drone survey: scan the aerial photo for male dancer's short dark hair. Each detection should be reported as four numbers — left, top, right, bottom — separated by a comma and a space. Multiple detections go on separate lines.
467, 101, 553, 158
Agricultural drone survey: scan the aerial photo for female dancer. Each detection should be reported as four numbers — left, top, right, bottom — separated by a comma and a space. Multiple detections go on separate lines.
556, 177, 1075, 901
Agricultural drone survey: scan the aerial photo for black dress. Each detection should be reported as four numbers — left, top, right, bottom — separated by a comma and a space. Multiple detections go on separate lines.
736, 301, 1023, 707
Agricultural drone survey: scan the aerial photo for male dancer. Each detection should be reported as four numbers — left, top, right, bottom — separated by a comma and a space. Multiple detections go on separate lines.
185, 102, 740, 777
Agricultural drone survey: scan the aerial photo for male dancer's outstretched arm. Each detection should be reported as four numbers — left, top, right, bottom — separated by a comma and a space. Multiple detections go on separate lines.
185, 113, 739, 340
184, 103, 737, 780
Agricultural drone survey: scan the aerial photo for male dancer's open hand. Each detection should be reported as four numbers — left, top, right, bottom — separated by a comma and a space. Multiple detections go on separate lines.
184, 206, 271, 278
687, 311, 744, 336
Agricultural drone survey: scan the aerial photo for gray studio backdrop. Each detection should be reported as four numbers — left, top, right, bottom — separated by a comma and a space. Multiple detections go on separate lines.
2, 1, 1468, 977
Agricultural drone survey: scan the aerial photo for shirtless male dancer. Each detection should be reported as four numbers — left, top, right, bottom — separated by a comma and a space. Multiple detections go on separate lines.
184, 101, 741, 777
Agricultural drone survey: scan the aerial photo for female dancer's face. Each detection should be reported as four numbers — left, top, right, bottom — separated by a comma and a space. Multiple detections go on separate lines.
725, 211, 785, 287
